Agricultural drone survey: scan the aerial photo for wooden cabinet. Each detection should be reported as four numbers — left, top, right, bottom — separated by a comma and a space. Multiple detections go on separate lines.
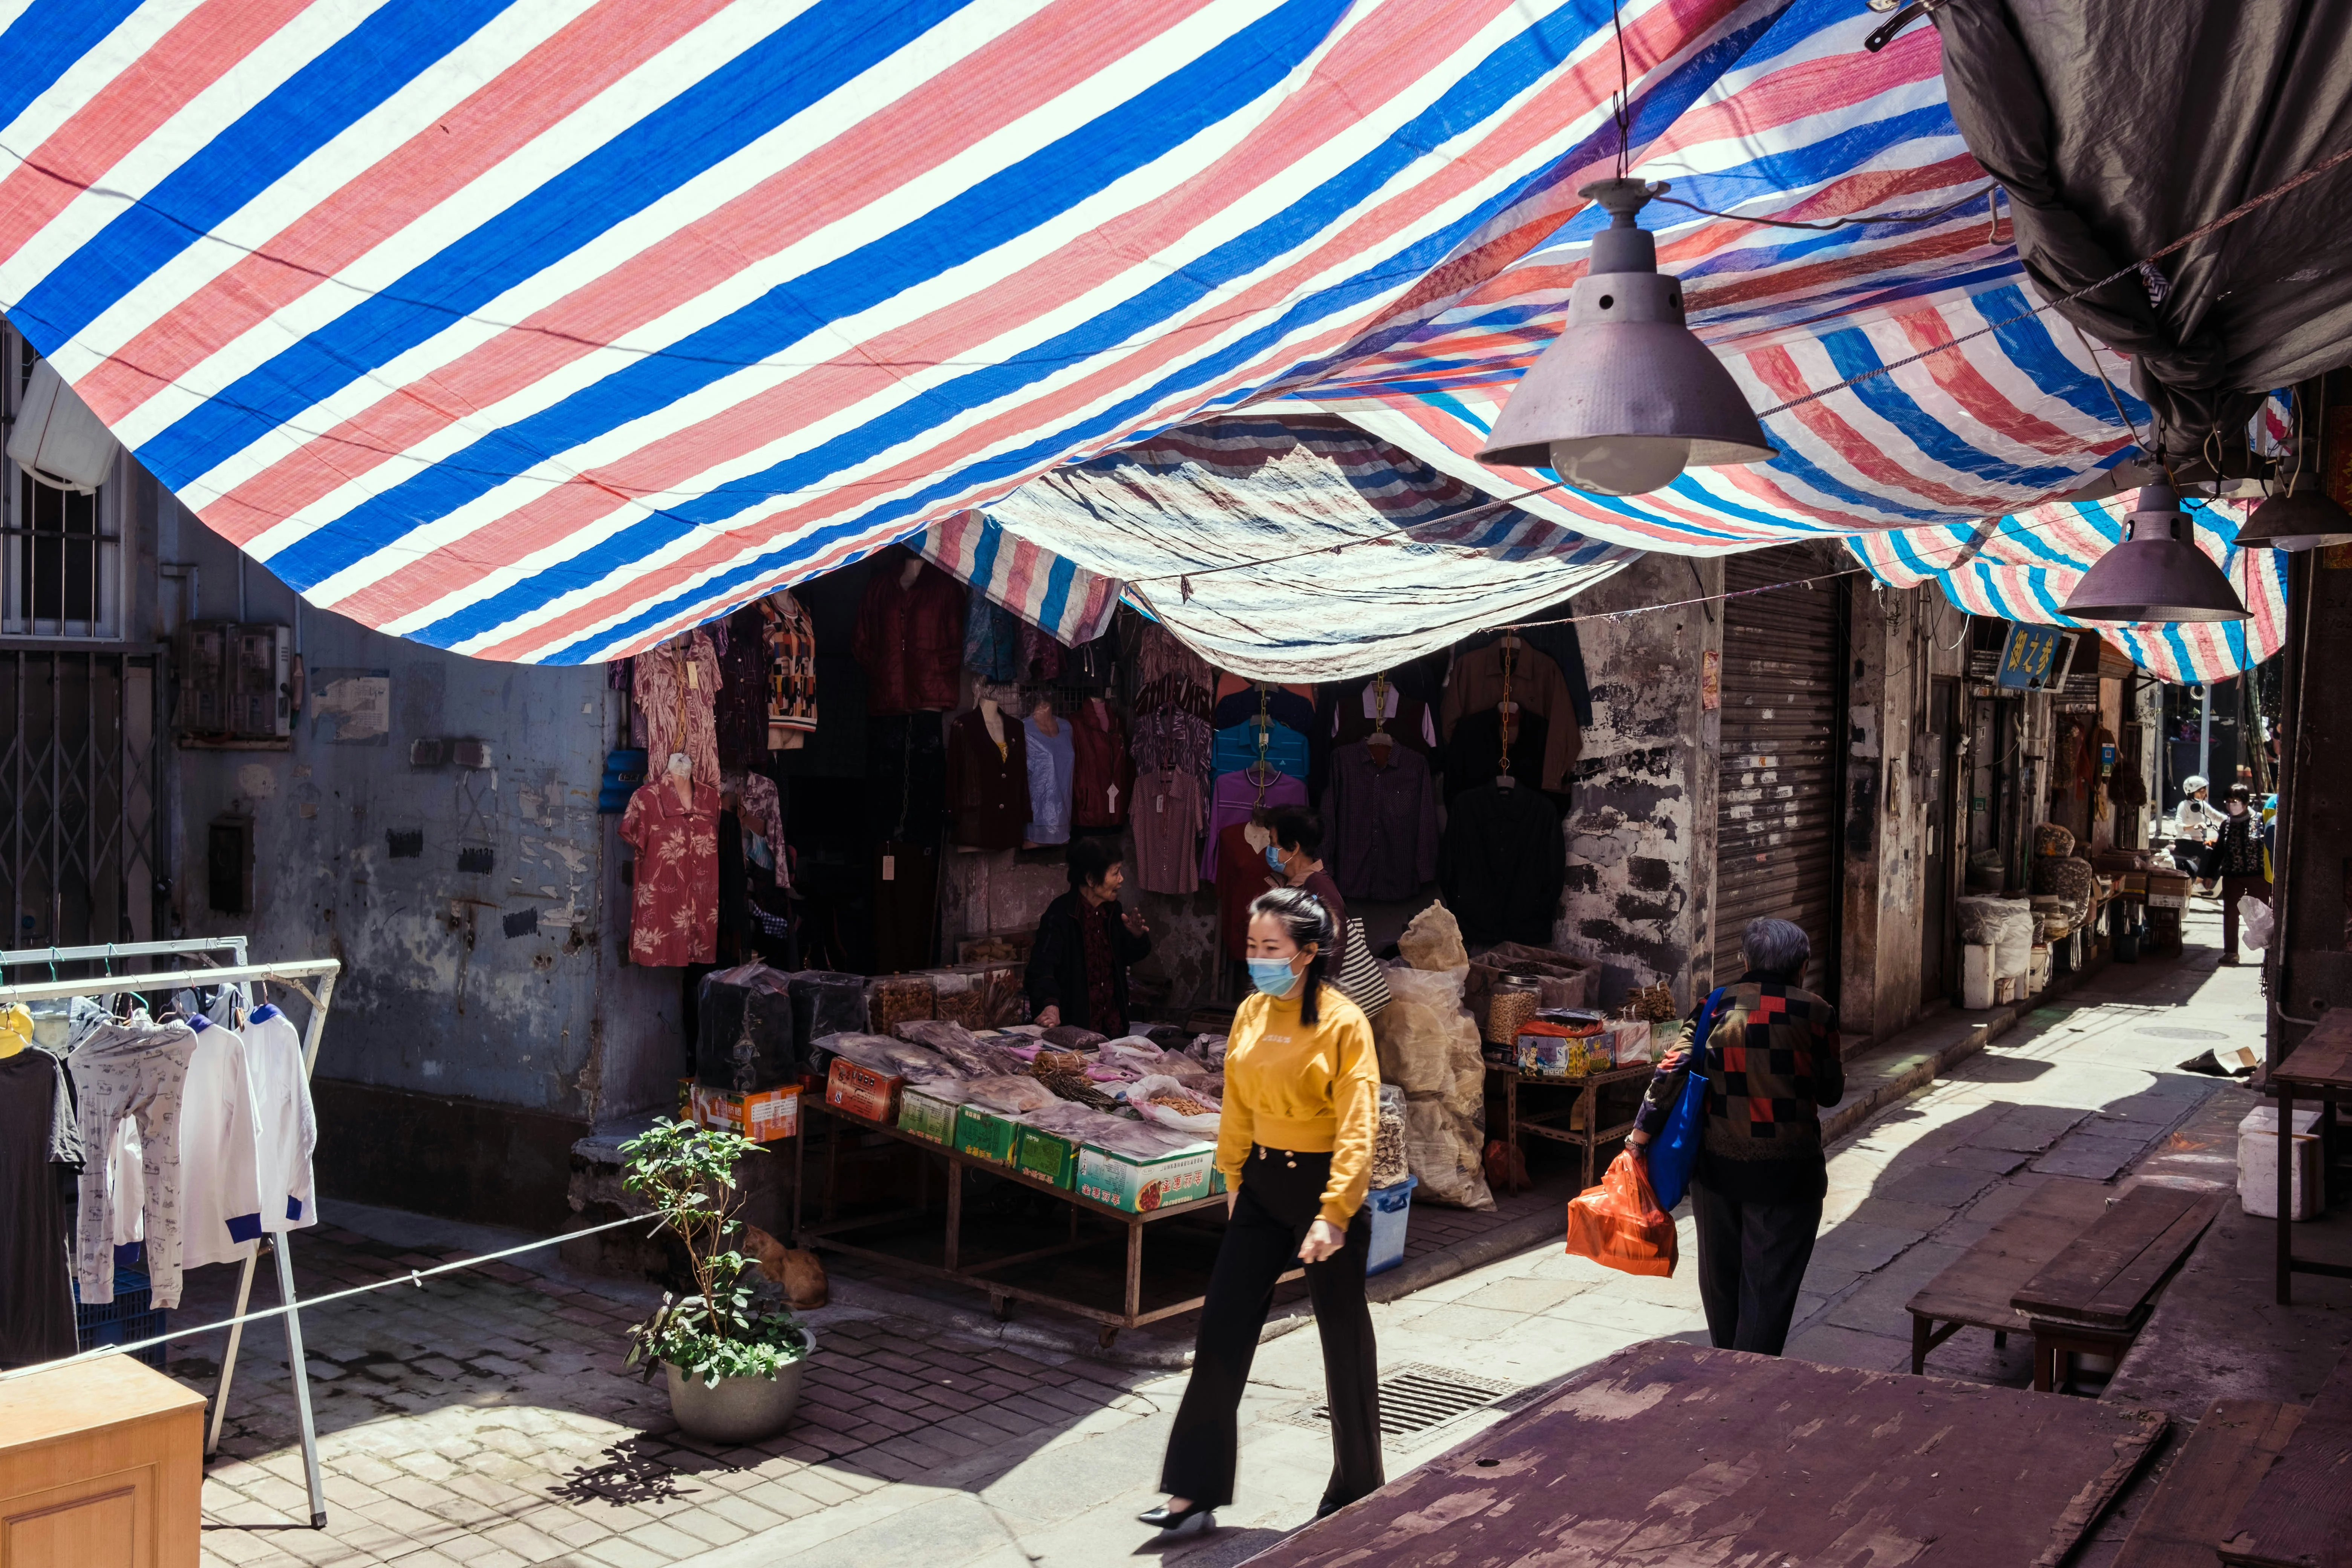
0, 1356, 203, 1568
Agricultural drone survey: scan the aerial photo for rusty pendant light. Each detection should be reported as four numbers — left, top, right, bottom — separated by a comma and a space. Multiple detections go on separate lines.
2235, 447, 2352, 550
1477, 179, 1775, 496
2061, 485, 2249, 623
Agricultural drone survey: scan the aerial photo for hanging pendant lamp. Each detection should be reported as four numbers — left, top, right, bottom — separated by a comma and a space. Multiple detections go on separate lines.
1478, 179, 1776, 495
2234, 444, 2352, 550
2060, 484, 2249, 623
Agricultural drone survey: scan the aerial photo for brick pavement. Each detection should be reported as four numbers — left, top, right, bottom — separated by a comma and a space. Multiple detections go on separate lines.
173, 1225, 1159, 1567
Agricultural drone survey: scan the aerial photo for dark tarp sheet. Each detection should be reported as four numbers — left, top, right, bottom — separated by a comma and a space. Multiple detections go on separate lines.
1934, 2, 2352, 449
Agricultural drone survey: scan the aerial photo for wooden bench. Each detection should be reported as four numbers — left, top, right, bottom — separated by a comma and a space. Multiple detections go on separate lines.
2111, 1400, 2305, 1568
1905, 1177, 2111, 1375
2011, 1184, 2222, 1393
2270, 1010, 2352, 1305
2220, 1343, 2352, 1567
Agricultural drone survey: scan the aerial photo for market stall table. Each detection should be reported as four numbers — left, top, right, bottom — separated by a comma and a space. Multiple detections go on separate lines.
1486, 1059, 1651, 1193
793, 1098, 1293, 1348
2010, 1184, 2222, 1393
1905, 1176, 2111, 1374
2270, 1008, 2352, 1305
1243, 1340, 2166, 1567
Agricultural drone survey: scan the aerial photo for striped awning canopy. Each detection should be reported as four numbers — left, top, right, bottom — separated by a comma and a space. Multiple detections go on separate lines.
0, 0, 2281, 681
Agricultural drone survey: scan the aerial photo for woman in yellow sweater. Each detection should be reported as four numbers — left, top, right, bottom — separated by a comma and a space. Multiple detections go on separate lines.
1142, 887, 1383, 1537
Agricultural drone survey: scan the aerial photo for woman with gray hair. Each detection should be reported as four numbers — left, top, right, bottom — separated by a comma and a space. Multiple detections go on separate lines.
1625, 917, 1844, 1356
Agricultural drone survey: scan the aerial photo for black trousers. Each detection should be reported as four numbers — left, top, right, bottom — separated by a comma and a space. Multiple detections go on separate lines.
1690, 1174, 1822, 1357
1160, 1148, 1383, 1511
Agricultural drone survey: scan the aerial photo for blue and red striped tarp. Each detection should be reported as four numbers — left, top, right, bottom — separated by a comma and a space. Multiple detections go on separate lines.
0, 0, 2284, 681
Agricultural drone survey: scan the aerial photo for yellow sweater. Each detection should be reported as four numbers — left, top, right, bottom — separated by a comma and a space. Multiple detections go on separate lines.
1217, 985, 1381, 1226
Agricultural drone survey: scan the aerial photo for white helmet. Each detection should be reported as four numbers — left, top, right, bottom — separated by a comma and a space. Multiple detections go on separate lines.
2182, 775, 2210, 796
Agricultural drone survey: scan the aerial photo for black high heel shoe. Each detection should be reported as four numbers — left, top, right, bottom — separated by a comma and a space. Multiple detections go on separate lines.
1138, 1500, 1217, 1535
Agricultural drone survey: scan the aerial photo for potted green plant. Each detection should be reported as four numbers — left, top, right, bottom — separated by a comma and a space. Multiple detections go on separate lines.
619, 1119, 814, 1443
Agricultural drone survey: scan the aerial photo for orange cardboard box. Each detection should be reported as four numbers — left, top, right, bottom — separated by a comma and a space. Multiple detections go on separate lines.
825, 1057, 903, 1124
692, 1083, 800, 1143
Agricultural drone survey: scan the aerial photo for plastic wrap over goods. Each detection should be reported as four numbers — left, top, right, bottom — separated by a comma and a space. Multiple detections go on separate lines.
1957, 896, 2034, 976
1370, 962, 1493, 1211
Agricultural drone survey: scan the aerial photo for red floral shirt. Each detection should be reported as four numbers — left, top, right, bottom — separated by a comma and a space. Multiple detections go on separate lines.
619, 779, 720, 965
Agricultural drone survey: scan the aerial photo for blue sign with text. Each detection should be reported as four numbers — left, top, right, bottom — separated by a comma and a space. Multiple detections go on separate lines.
1996, 623, 2066, 690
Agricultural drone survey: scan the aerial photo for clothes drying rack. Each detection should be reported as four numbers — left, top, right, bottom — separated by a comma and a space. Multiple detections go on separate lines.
0, 945, 341, 1528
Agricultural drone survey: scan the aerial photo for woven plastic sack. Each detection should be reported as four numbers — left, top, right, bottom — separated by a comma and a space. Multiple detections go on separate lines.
1563, 1150, 1678, 1278
1396, 902, 1469, 972
1371, 964, 1493, 1210
2032, 822, 2075, 858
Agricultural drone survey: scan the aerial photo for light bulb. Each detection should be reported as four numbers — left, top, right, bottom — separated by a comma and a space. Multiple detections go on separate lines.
1550, 435, 1689, 496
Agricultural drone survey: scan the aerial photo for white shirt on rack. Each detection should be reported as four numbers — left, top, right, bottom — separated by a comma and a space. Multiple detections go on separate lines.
178, 1014, 265, 1269
243, 1004, 318, 1233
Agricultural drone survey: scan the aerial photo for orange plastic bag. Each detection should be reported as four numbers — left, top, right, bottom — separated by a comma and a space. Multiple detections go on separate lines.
1563, 1150, 1678, 1277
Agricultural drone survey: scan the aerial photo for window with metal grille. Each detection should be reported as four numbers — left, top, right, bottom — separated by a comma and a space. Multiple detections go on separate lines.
3, 328, 123, 639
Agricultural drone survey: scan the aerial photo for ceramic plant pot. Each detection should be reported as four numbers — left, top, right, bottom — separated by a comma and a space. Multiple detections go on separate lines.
662, 1357, 807, 1444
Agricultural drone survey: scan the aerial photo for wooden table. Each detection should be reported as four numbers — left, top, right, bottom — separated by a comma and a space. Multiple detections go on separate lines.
2011, 1184, 2222, 1393
793, 1099, 1292, 1348
2220, 1343, 2352, 1567
1486, 1060, 1653, 1193
2271, 1010, 2352, 1305
1243, 1341, 2167, 1567
2113, 1399, 2306, 1568
0, 1355, 204, 1568
1906, 1176, 2111, 1374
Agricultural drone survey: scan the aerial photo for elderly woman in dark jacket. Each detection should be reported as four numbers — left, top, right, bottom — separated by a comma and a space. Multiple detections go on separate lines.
1026, 837, 1152, 1035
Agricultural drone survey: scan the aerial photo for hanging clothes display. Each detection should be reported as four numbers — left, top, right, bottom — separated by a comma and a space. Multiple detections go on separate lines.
0, 1045, 78, 1367
633, 630, 722, 786
1457, 620, 1594, 729
721, 770, 786, 880
1024, 708, 1076, 846
963, 586, 1022, 683
176, 1013, 263, 1271
945, 704, 1030, 851
1134, 623, 1214, 793
1200, 768, 1306, 882
851, 547, 966, 715
1329, 678, 1439, 761
1211, 719, 1309, 781
241, 1002, 318, 1234
1131, 766, 1205, 895
1439, 640, 1582, 789
67, 1009, 199, 1308
1323, 740, 1441, 901
1441, 782, 1567, 944
1018, 623, 1064, 683
1069, 698, 1134, 829
761, 591, 819, 749
619, 778, 721, 965
714, 604, 771, 768
1211, 686, 1317, 737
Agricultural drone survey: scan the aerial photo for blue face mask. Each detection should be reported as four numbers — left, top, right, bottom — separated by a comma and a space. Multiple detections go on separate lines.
1265, 845, 1285, 873
1246, 957, 1299, 997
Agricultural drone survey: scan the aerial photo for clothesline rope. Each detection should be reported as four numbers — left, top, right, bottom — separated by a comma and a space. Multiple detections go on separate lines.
0, 1211, 664, 1384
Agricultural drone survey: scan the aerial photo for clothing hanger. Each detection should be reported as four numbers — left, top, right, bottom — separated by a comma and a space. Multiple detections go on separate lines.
1366, 672, 1394, 761
1495, 640, 1519, 790
1246, 684, 1277, 801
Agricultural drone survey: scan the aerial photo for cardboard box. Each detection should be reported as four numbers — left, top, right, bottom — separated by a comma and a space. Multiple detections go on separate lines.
896, 1086, 960, 1144
1014, 1125, 1078, 1189
824, 1057, 904, 1124
691, 1083, 800, 1143
677, 1076, 696, 1121
1077, 1140, 1214, 1213
954, 1105, 1021, 1166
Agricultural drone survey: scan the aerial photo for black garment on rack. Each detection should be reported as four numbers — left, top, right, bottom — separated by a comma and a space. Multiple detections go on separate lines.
0, 1049, 81, 1368
1441, 782, 1567, 944
864, 712, 946, 852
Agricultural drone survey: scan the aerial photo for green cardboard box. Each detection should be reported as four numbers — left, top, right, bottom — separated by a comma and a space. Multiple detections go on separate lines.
1077, 1140, 1214, 1213
897, 1086, 960, 1145
1014, 1125, 1078, 1189
954, 1105, 1021, 1166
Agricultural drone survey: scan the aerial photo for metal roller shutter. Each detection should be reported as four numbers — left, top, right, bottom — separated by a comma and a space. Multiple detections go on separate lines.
1714, 549, 1845, 995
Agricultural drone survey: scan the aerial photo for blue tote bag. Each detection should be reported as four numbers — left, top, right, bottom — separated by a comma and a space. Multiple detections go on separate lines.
1646, 988, 1728, 1213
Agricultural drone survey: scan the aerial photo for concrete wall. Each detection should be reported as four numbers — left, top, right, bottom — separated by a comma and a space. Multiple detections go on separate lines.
160, 499, 675, 1227
1550, 554, 1721, 1014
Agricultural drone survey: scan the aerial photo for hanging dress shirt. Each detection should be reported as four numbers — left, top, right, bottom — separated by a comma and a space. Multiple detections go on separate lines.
243, 1003, 319, 1234
1024, 715, 1076, 845
620, 779, 722, 965
177, 1014, 264, 1269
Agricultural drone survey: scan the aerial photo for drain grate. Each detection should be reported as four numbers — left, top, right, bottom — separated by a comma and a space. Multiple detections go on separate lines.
1282, 1363, 1519, 1446
2142, 1027, 2227, 1041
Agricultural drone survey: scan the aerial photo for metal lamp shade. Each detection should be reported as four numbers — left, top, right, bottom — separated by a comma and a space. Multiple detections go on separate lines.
1478, 180, 1775, 495
2235, 476, 2352, 550
2060, 486, 2249, 623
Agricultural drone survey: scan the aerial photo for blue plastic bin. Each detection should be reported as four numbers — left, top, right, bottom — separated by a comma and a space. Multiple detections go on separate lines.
1364, 1176, 1418, 1276
75, 1246, 167, 1369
